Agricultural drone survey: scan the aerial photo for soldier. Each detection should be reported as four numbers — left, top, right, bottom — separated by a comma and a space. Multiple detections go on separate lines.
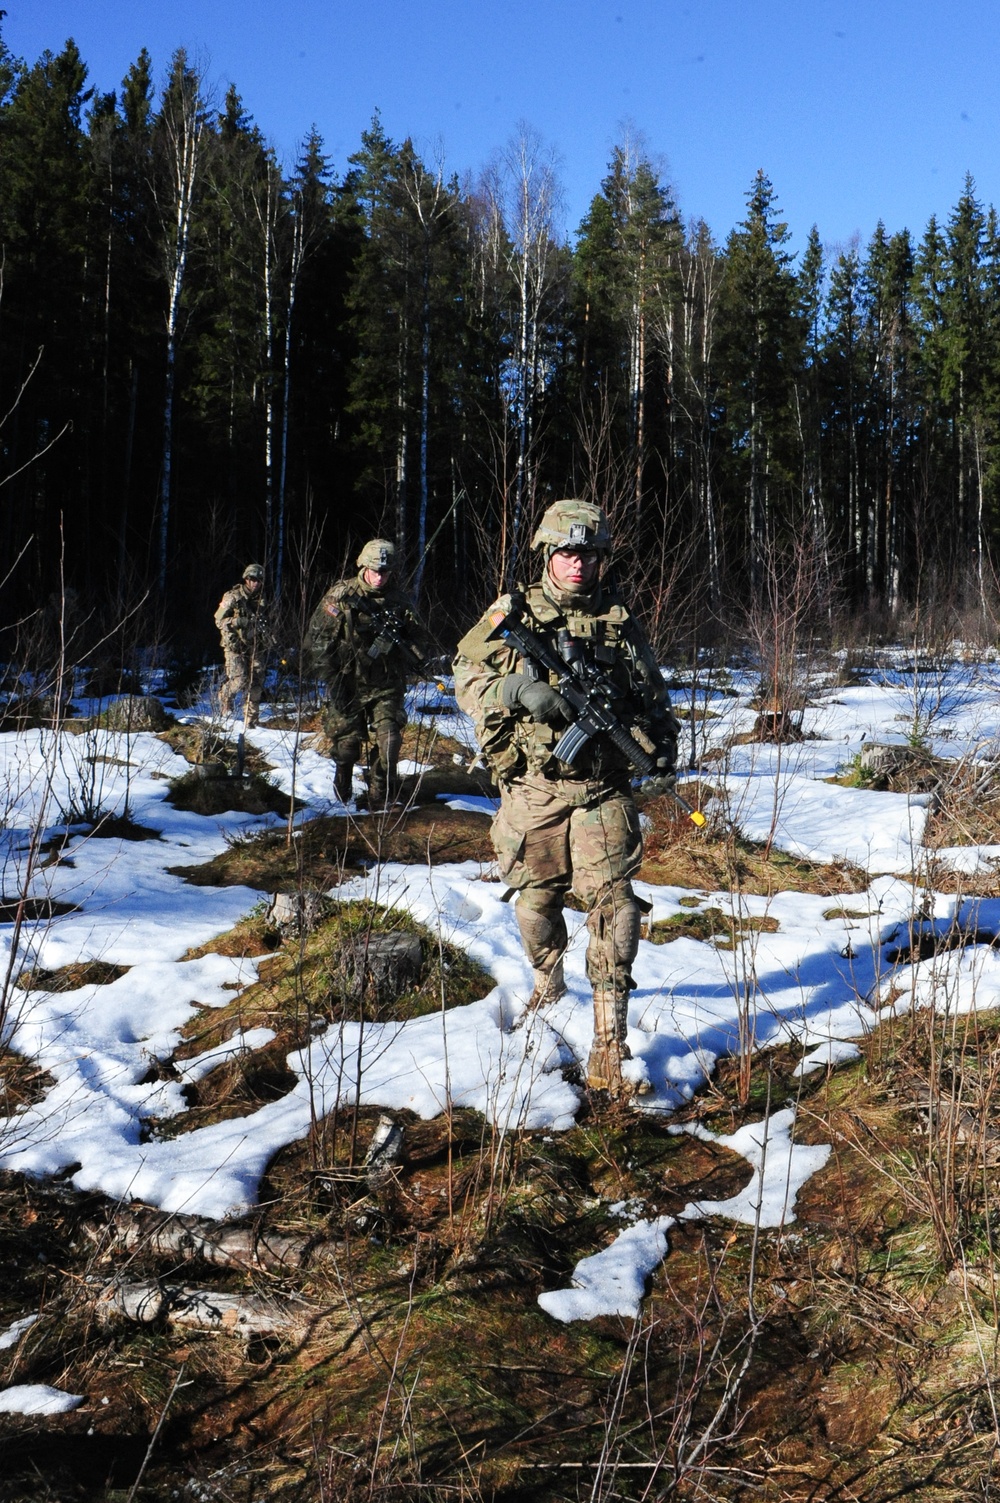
214, 563, 272, 726
453, 500, 679, 1100
307, 539, 428, 808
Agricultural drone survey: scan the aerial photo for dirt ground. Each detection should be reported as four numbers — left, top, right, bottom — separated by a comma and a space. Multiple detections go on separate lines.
3, 730, 1000, 1501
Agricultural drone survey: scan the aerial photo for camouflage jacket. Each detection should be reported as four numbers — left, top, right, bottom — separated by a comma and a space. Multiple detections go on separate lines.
214, 583, 273, 655
307, 572, 427, 692
453, 576, 678, 784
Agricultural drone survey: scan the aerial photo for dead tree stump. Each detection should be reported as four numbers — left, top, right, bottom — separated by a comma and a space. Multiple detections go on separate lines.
340, 931, 423, 1000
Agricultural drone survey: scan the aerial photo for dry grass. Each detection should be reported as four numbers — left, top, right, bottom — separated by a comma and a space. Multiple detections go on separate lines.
9, 717, 1000, 1500
170, 805, 495, 890
4, 1016, 1000, 1502
638, 789, 866, 896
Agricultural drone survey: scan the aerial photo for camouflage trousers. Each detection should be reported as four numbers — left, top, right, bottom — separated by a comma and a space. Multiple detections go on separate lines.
323, 685, 406, 804
492, 773, 643, 1093
221, 648, 264, 722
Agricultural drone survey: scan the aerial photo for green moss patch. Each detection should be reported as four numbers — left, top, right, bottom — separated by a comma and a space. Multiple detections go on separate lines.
649, 906, 779, 948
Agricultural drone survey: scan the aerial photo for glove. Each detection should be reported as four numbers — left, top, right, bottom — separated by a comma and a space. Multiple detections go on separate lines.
501, 673, 572, 724
643, 748, 677, 798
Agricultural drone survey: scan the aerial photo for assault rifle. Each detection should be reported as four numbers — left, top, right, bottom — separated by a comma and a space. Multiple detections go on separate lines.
486, 595, 706, 827
354, 598, 428, 674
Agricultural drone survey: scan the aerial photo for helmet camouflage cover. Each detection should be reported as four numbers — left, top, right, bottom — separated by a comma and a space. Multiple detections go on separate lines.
357, 538, 396, 571
531, 499, 612, 553
243, 563, 264, 581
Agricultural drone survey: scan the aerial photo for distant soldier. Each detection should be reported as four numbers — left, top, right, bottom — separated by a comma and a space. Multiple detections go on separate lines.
307, 539, 429, 807
453, 500, 679, 1100
214, 563, 272, 726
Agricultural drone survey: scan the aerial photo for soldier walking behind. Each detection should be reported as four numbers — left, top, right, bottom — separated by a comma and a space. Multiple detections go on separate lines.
214, 563, 272, 726
307, 539, 428, 808
453, 500, 679, 1100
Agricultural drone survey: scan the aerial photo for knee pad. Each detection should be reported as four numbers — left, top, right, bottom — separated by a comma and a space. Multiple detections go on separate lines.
515, 898, 567, 970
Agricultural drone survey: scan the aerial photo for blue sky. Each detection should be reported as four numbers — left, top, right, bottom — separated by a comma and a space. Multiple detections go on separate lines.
7, 0, 999, 257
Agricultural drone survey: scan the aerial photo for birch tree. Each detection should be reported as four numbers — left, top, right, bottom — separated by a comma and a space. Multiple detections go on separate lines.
480, 125, 567, 585
151, 49, 206, 593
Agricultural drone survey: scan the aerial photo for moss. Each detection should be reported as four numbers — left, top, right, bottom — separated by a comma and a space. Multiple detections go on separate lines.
649, 907, 779, 948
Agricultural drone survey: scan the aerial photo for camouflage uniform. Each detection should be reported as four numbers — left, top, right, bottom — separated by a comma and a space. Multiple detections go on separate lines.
214, 565, 272, 724
453, 501, 678, 1098
307, 540, 427, 806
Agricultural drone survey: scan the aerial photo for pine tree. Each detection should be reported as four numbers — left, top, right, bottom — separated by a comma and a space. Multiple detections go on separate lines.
475, 127, 569, 586
0, 39, 92, 595
860, 224, 915, 606
276, 127, 343, 592
715, 170, 804, 577
572, 138, 681, 529
823, 245, 870, 588
797, 225, 827, 566
345, 118, 469, 589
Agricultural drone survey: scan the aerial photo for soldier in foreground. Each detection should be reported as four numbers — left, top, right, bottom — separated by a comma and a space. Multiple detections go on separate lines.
214, 563, 272, 726
453, 501, 679, 1100
307, 539, 428, 808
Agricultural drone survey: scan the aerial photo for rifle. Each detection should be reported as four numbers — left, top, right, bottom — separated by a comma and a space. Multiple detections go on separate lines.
486, 596, 706, 827
355, 597, 428, 674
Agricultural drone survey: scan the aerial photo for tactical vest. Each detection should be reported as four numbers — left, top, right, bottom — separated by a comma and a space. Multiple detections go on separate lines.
455, 579, 671, 783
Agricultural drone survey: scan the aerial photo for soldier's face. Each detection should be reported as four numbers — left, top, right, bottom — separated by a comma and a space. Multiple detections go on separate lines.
245, 577, 262, 591
363, 566, 390, 587
548, 548, 599, 590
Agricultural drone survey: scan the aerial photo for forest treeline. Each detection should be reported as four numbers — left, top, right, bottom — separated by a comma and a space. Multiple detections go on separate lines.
2, 32, 999, 658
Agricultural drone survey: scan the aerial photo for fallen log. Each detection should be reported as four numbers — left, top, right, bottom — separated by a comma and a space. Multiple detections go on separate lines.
94, 1279, 312, 1341
88, 1211, 333, 1271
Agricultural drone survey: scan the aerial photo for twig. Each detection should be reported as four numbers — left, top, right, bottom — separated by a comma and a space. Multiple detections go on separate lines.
125, 1361, 187, 1503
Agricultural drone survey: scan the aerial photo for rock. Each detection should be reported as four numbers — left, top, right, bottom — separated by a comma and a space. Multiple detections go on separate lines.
100, 695, 171, 732
268, 890, 326, 940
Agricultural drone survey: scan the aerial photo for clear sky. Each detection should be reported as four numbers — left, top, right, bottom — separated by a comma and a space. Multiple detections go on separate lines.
6, 0, 998, 257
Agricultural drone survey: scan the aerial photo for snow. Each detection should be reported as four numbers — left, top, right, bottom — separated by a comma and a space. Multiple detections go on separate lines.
0, 1383, 84, 1415
0, 1314, 38, 1349
678, 1107, 831, 1227
2, 659, 1000, 1317
539, 1216, 675, 1322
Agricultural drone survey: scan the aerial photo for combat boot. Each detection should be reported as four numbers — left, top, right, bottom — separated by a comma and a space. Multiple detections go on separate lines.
585, 1037, 626, 1098
526, 957, 567, 1011
586, 989, 648, 1101
333, 756, 356, 804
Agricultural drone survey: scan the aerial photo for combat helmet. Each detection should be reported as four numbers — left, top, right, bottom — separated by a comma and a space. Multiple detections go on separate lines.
243, 563, 264, 581
357, 538, 396, 571
531, 499, 611, 554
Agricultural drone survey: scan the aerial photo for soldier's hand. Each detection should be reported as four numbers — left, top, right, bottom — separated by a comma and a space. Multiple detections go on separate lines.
643, 749, 677, 798
501, 673, 572, 724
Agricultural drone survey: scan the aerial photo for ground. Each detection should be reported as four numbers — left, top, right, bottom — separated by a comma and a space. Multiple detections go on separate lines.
2, 658, 1000, 1500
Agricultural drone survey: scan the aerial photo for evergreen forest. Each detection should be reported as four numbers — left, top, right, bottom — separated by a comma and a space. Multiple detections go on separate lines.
3, 31, 1000, 659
